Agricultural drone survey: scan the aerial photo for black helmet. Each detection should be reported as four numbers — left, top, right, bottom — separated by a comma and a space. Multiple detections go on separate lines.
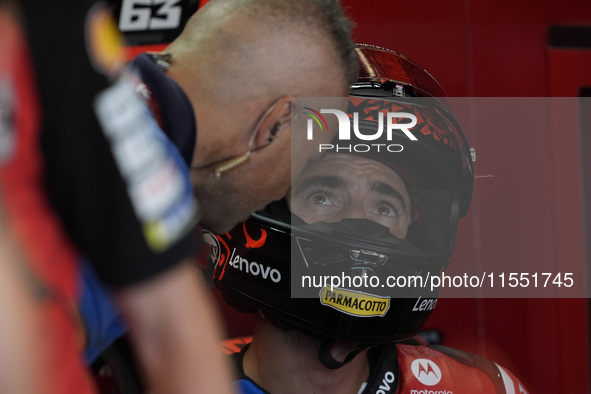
205, 44, 474, 348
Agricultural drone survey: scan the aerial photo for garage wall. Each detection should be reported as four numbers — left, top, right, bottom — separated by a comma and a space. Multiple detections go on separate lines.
340, 1, 591, 392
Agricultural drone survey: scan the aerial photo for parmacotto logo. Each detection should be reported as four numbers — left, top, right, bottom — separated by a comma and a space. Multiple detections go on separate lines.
319, 287, 390, 317
411, 359, 442, 386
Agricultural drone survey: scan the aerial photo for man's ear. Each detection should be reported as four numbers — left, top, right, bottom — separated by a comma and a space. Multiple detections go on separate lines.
255, 96, 300, 147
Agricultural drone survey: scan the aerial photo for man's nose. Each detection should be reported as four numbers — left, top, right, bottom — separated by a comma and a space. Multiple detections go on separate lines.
335, 201, 368, 222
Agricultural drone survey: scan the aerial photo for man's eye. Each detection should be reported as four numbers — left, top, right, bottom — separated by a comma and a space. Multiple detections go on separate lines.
375, 202, 400, 217
310, 193, 329, 205
376, 205, 392, 216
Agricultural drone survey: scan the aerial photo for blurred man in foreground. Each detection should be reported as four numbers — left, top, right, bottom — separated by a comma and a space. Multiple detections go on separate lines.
2, 0, 350, 392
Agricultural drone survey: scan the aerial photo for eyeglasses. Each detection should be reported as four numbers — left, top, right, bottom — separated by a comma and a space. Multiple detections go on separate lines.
192, 97, 293, 178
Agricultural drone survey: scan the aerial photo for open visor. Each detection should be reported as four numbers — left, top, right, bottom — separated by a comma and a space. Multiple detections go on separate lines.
290, 96, 473, 261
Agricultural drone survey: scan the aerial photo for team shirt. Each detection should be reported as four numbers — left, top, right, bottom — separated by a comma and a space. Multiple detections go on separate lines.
223, 337, 528, 394
80, 50, 201, 363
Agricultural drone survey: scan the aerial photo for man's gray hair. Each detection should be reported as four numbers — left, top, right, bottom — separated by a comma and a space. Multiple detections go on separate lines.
192, 0, 358, 87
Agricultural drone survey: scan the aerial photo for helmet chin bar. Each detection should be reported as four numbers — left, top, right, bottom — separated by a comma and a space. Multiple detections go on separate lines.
350, 249, 389, 265
293, 219, 445, 276
296, 239, 390, 270
349, 249, 389, 276
296, 236, 394, 281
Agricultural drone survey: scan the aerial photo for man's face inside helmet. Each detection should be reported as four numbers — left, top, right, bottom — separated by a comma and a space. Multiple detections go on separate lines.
288, 153, 412, 239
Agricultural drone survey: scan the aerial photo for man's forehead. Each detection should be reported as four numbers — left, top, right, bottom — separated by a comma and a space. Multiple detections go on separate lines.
296, 153, 411, 202
303, 153, 402, 180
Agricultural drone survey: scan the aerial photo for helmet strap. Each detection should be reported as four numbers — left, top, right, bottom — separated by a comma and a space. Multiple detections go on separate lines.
318, 339, 370, 369
262, 310, 372, 369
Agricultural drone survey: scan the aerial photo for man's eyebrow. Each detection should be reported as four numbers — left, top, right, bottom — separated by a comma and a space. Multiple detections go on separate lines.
372, 181, 408, 211
294, 175, 348, 193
